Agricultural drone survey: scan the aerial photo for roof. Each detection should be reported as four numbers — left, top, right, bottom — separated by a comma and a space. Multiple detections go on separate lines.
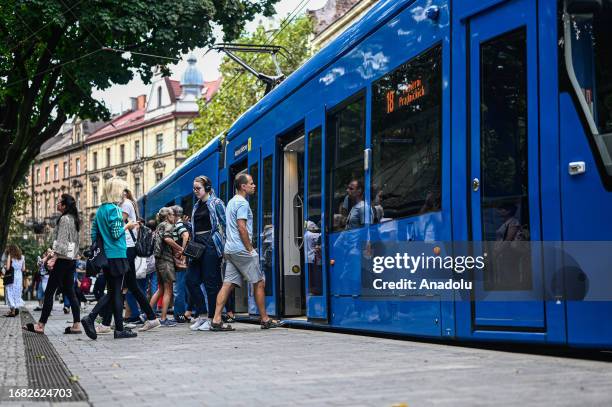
166, 77, 183, 103
203, 78, 223, 102
86, 108, 145, 143
37, 130, 72, 159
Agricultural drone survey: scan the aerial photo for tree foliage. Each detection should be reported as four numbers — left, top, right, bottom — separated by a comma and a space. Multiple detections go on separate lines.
189, 15, 315, 153
0, 0, 279, 252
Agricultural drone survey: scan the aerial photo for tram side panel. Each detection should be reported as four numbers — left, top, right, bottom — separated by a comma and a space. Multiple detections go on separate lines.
225, 0, 453, 337
558, 1, 612, 348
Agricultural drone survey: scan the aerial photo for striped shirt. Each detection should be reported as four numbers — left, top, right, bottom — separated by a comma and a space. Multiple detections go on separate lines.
173, 220, 189, 245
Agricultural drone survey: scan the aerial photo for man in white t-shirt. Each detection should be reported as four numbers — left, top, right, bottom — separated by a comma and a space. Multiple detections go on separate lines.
210, 173, 283, 331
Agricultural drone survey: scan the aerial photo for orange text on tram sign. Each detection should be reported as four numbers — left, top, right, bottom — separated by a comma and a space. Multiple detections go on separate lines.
386, 79, 426, 114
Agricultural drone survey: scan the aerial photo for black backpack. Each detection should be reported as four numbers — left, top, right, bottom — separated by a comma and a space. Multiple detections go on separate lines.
135, 226, 155, 257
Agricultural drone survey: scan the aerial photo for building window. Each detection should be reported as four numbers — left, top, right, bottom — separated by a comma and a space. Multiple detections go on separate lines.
93, 152, 98, 170
135, 140, 141, 160
36, 168, 40, 185
156, 172, 163, 182
92, 186, 98, 206
327, 95, 366, 232
156, 134, 163, 155
181, 123, 193, 149
120, 144, 125, 164
76, 191, 81, 211
76, 158, 81, 175
63, 161, 68, 179
45, 197, 50, 217
371, 44, 442, 220
36, 199, 41, 219
157, 86, 163, 107
53, 164, 59, 181
45, 166, 49, 183
134, 176, 141, 198
106, 147, 111, 167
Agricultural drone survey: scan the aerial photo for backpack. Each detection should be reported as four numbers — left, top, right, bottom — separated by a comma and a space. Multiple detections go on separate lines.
135, 226, 156, 257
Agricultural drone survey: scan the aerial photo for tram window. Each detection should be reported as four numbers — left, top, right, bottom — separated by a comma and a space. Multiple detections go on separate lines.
327, 96, 366, 232
249, 162, 259, 249
480, 28, 532, 291
181, 194, 193, 219
307, 127, 323, 295
566, 6, 612, 176
220, 181, 227, 203
371, 45, 442, 221
262, 155, 274, 296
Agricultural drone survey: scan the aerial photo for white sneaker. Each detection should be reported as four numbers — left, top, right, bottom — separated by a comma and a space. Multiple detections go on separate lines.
96, 324, 112, 335
197, 320, 211, 331
190, 318, 206, 331
139, 318, 161, 332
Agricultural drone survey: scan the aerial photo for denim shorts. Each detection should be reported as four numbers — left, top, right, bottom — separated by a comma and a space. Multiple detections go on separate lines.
224, 251, 264, 287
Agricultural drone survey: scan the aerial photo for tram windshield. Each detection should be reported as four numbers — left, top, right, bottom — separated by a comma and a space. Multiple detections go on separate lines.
564, 0, 612, 174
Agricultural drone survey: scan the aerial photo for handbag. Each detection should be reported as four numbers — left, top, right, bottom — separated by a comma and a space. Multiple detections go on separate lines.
183, 240, 205, 259
87, 216, 109, 272
53, 240, 76, 259
135, 256, 148, 279
173, 250, 188, 269
3, 266, 14, 285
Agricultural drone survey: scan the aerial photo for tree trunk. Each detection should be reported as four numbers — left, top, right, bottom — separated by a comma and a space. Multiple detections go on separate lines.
0, 176, 15, 252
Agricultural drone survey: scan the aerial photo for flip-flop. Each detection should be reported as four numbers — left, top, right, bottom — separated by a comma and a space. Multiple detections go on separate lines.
22, 323, 44, 334
64, 327, 82, 335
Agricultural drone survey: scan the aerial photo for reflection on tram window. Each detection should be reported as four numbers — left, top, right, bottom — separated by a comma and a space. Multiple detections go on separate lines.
480, 28, 532, 291
304, 221, 322, 295
307, 127, 323, 295
327, 96, 365, 232
343, 179, 367, 230
181, 194, 193, 219
371, 45, 442, 221
262, 155, 274, 296
249, 163, 259, 249
219, 181, 227, 203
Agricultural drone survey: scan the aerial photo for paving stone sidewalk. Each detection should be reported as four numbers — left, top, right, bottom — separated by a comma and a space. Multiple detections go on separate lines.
3, 302, 612, 407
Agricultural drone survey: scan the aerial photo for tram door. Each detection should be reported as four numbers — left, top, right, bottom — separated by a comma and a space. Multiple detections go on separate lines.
250, 142, 278, 317
229, 160, 249, 313
279, 127, 306, 317
468, 0, 545, 328
304, 109, 328, 321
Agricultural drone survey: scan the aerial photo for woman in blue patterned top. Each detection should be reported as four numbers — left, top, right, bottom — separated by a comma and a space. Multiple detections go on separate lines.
187, 175, 227, 331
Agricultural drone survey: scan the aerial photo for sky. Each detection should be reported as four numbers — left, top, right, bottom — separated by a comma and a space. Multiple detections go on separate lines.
91, 0, 328, 114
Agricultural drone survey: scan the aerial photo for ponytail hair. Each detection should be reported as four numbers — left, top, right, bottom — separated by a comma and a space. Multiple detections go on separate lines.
59, 193, 80, 232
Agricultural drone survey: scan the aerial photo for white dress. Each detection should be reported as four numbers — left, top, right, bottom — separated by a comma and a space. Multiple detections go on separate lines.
6, 257, 25, 309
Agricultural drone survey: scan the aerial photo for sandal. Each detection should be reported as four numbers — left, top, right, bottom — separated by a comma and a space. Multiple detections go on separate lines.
64, 327, 82, 335
210, 321, 235, 331
222, 314, 236, 323
22, 323, 44, 334
261, 319, 285, 329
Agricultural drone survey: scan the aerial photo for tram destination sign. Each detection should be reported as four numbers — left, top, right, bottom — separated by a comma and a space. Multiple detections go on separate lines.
233, 137, 251, 160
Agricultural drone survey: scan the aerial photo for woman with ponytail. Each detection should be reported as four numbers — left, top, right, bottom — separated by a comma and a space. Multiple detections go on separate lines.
24, 194, 82, 334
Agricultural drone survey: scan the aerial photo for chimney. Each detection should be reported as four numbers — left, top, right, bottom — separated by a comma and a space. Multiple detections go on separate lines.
130, 97, 138, 111
137, 94, 147, 109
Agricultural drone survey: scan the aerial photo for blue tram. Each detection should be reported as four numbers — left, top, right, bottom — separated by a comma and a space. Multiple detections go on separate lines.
139, 0, 612, 348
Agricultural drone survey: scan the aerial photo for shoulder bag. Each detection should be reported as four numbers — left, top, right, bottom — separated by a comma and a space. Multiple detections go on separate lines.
3, 265, 14, 285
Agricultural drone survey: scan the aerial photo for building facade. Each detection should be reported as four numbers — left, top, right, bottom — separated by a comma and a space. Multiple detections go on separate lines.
308, 0, 378, 49
83, 55, 218, 241
26, 119, 105, 246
